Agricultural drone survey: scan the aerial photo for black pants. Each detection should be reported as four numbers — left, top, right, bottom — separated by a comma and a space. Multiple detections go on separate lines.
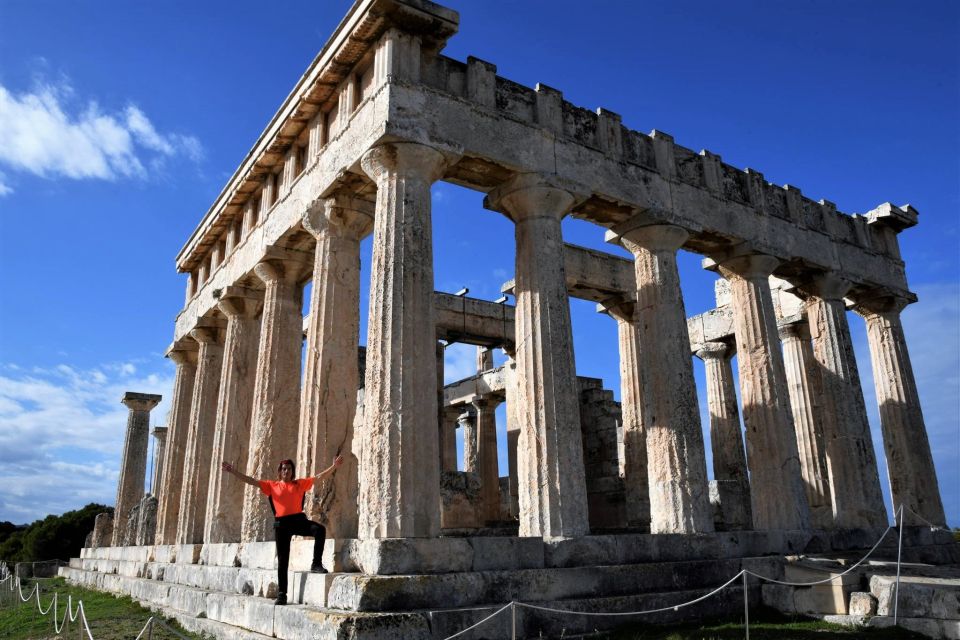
275, 513, 325, 596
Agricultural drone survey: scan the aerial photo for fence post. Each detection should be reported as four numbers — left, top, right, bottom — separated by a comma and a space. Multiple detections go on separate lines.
511, 601, 517, 640
742, 572, 750, 640
894, 504, 904, 625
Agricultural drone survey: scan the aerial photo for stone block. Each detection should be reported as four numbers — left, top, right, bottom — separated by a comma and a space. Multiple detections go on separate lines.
349, 538, 474, 575
273, 607, 432, 640
871, 574, 960, 619
848, 591, 877, 616
153, 544, 178, 563
467, 536, 544, 571
201, 542, 241, 567
288, 571, 334, 606
762, 584, 798, 614
239, 541, 277, 569
167, 585, 208, 616
206, 592, 275, 637
175, 544, 202, 564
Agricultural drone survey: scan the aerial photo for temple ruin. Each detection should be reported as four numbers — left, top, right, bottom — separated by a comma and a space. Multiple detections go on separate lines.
62, 1, 956, 638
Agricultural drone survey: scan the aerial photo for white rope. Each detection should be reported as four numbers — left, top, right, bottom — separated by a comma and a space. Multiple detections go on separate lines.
439, 601, 513, 640
514, 569, 747, 617
902, 504, 949, 532
133, 616, 155, 640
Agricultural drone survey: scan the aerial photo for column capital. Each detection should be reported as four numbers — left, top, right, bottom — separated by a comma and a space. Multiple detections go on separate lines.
606, 222, 689, 255
359, 141, 455, 184
457, 408, 476, 425
189, 326, 221, 345
851, 291, 912, 317
217, 286, 264, 318
778, 321, 811, 342
121, 391, 162, 412
303, 192, 375, 240
469, 394, 502, 411
484, 172, 581, 224
714, 252, 781, 281
695, 340, 735, 362
253, 256, 309, 286
152, 426, 168, 438
166, 346, 198, 366
597, 294, 637, 324
798, 273, 852, 301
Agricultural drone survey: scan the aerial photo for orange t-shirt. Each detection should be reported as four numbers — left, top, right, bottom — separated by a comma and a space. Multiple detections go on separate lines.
258, 478, 314, 517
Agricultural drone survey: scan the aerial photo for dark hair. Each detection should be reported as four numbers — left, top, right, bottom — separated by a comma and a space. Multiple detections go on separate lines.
277, 459, 296, 478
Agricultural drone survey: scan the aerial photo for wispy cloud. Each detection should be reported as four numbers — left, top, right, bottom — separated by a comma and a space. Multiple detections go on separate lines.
0, 360, 173, 523
0, 79, 203, 195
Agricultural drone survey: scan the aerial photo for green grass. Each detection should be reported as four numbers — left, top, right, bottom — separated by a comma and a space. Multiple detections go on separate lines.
597, 607, 927, 639
0, 577, 202, 640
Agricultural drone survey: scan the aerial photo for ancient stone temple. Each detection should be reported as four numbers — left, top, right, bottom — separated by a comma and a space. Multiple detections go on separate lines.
63, 1, 955, 638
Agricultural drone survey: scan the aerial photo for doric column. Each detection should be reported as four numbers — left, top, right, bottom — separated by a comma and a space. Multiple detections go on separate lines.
476, 346, 494, 372
472, 395, 502, 523
778, 321, 833, 529
803, 276, 888, 529
241, 255, 308, 542
695, 342, 751, 531
608, 223, 712, 534
356, 142, 453, 538
437, 342, 447, 472
150, 426, 167, 496
506, 427, 520, 518
155, 343, 197, 545
176, 326, 224, 544
854, 294, 946, 527
298, 194, 373, 538
599, 297, 650, 530
441, 406, 460, 472
458, 409, 478, 472
203, 289, 263, 543
112, 392, 162, 546
716, 254, 810, 530
487, 173, 590, 538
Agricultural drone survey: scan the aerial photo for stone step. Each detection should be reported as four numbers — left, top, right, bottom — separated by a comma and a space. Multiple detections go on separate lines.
326, 555, 782, 612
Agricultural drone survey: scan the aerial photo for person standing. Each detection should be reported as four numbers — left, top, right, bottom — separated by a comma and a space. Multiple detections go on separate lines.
222, 455, 343, 605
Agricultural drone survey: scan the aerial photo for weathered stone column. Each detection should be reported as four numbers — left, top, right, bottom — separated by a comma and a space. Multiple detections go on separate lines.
487, 173, 590, 537
472, 395, 501, 522
854, 294, 946, 527
778, 322, 833, 529
476, 346, 494, 372
241, 255, 308, 542
506, 427, 520, 518
458, 409, 478, 472
112, 392, 162, 546
803, 276, 888, 529
695, 342, 751, 531
150, 426, 167, 496
176, 326, 224, 544
298, 194, 372, 538
204, 289, 262, 543
608, 223, 712, 534
716, 254, 810, 530
437, 342, 447, 471
134, 495, 158, 546
356, 142, 452, 538
155, 343, 197, 545
441, 406, 461, 472
90, 513, 113, 548
599, 297, 650, 530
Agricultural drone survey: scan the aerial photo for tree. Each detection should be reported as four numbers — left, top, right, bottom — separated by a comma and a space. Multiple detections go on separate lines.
0, 504, 111, 562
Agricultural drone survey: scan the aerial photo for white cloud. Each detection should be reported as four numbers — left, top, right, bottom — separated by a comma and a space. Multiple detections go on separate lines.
0, 80, 203, 194
444, 343, 480, 384
0, 359, 174, 523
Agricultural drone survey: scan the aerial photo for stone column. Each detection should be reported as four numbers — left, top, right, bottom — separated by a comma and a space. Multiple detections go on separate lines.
716, 254, 810, 530
241, 256, 308, 542
608, 223, 712, 534
599, 297, 650, 530
458, 409, 478, 472
854, 295, 946, 527
134, 495, 158, 546
803, 276, 888, 529
155, 343, 197, 545
476, 346, 494, 372
150, 426, 167, 496
90, 513, 113, 548
298, 194, 373, 538
506, 427, 520, 518
472, 395, 501, 522
695, 342, 751, 531
487, 173, 590, 538
204, 289, 263, 543
437, 342, 447, 472
176, 326, 224, 544
356, 142, 452, 538
111, 392, 162, 546
441, 406, 460, 472
778, 322, 833, 529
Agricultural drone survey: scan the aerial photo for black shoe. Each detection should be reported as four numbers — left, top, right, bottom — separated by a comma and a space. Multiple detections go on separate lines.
274, 593, 287, 606
310, 563, 327, 574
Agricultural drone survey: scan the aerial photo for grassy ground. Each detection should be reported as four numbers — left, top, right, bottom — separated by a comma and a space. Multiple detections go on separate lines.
598, 607, 926, 639
0, 577, 201, 640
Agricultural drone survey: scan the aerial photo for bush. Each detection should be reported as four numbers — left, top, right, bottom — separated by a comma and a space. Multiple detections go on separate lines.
0, 504, 111, 563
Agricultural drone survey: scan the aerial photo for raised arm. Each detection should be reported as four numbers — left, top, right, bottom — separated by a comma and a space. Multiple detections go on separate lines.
221, 461, 260, 488
315, 455, 344, 483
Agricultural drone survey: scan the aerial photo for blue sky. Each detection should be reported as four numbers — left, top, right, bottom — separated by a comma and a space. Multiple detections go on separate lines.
0, 1, 957, 528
